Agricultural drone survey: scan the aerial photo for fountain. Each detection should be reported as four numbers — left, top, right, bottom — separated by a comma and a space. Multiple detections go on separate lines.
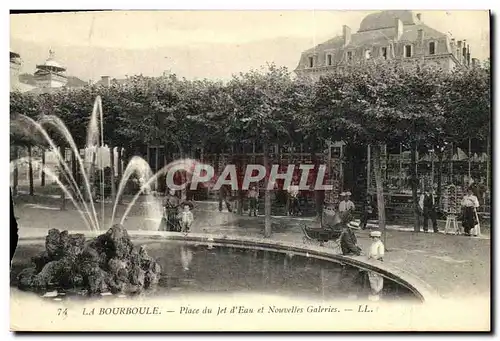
10, 96, 432, 304
10, 96, 203, 296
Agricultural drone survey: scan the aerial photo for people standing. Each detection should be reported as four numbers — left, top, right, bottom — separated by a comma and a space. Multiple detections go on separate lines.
287, 183, 301, 216
339, 191, 355, 224
159, 188, 180, 232
247, 185, 259, 217
218, 184, 233, 213
419, 187, 438, 233
461, 187, 480, 236
367, 230, 385, 301
360, 194, 373, 230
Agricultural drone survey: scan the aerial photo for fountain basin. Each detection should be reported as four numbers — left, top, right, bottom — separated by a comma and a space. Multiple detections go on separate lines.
11, 230, 435, 302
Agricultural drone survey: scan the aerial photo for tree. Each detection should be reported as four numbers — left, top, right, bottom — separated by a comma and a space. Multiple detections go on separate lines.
225, 64, 295, 237
419, 62, 490, 207
10, 91, 43, 196
314, 59, 444, 238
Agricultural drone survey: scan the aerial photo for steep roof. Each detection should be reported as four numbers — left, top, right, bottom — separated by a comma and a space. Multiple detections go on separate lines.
358, 10, 418, 32
303, 23, 446, 55
19, 73, 87, 88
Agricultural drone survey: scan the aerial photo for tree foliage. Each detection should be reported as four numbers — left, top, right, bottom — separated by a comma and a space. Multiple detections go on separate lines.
9, 60, 490, 235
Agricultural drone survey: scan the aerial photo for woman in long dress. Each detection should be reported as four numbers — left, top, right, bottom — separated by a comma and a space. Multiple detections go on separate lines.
159, 189, 180, 231
461, 187, 480, 236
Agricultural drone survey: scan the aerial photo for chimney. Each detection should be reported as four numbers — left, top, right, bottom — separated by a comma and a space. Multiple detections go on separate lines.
395, 18, 403, 41
467, 44, 471, 66
417, 29, 425, 43
416, 13, 422, 21
101, 76, 110, 86
343, 25, 351, 47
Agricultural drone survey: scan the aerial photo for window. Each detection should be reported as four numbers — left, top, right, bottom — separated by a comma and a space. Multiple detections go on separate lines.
404, 45, 412, 58
365, 49, 372, 59
429, 42, 436, 55
381, 47, 388, 59
308, 56, 314, 68
327, 54, 333, 66
347, 51, 353, 62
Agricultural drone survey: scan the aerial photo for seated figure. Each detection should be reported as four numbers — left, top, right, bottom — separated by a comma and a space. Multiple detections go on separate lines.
340, 220, 362, 256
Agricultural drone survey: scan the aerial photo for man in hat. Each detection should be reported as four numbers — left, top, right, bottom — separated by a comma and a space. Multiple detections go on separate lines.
339, 191, 355, 213
367, 230, 385, 301
419, 187, 438, 233
340, 217, 362, 256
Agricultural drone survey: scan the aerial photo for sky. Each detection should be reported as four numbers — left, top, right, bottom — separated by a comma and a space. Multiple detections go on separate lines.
10, 10, 490, 82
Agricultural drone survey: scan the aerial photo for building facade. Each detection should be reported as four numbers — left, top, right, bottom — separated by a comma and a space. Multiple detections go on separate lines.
10, 51, 36, 93
33, 49, 68, 89
295, 10, 477, 79
294, 11, 489, 217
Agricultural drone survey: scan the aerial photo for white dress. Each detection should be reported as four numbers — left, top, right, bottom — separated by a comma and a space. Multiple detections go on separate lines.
368, 240, 385, 297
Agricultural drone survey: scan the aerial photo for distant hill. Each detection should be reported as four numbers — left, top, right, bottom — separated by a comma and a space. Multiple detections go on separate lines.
18, 73, 87, 88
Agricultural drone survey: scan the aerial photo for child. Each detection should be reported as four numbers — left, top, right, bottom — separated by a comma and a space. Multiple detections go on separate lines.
247, 186, 259, 217
367, 230, 385, 301
178, 202, 194, 233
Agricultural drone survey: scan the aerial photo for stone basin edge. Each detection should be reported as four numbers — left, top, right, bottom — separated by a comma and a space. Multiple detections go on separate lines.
16, 229, 437, 303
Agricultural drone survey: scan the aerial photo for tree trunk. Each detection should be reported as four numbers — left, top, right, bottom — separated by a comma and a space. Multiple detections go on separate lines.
59, 147, 66, 210
117, 147, 123, 183
286, 144, 292, 216
263, 141, 272, 238
41, 148, 46, 187
311, 150, 324, 219
235, 146, 243, 216
436, 150, 443, 209
86, 149, 97, 202
109, 145, 116, 203
71, 150, 78, 196
13, 146, 19, 196
28, 145, 34, 196
372, 145, 386, 234
117, 147, 123, 204
411, 140, 420, 232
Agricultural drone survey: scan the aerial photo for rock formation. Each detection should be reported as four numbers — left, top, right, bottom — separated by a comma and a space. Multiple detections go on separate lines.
16, 225, 161, 296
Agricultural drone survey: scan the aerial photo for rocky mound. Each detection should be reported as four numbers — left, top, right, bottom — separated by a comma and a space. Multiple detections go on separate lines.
16, 225, 161, 296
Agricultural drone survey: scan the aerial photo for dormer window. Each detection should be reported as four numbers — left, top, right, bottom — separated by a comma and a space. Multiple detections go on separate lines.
404, 45, 413, 58
381, 47, 388, 59
429, 41, 436, 55
326, 54, 333, 66
347, 51, 353, 62
308, 56, 314, 68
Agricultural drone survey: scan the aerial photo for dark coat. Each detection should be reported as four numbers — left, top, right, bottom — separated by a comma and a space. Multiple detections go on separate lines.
340, 228, 361, 256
